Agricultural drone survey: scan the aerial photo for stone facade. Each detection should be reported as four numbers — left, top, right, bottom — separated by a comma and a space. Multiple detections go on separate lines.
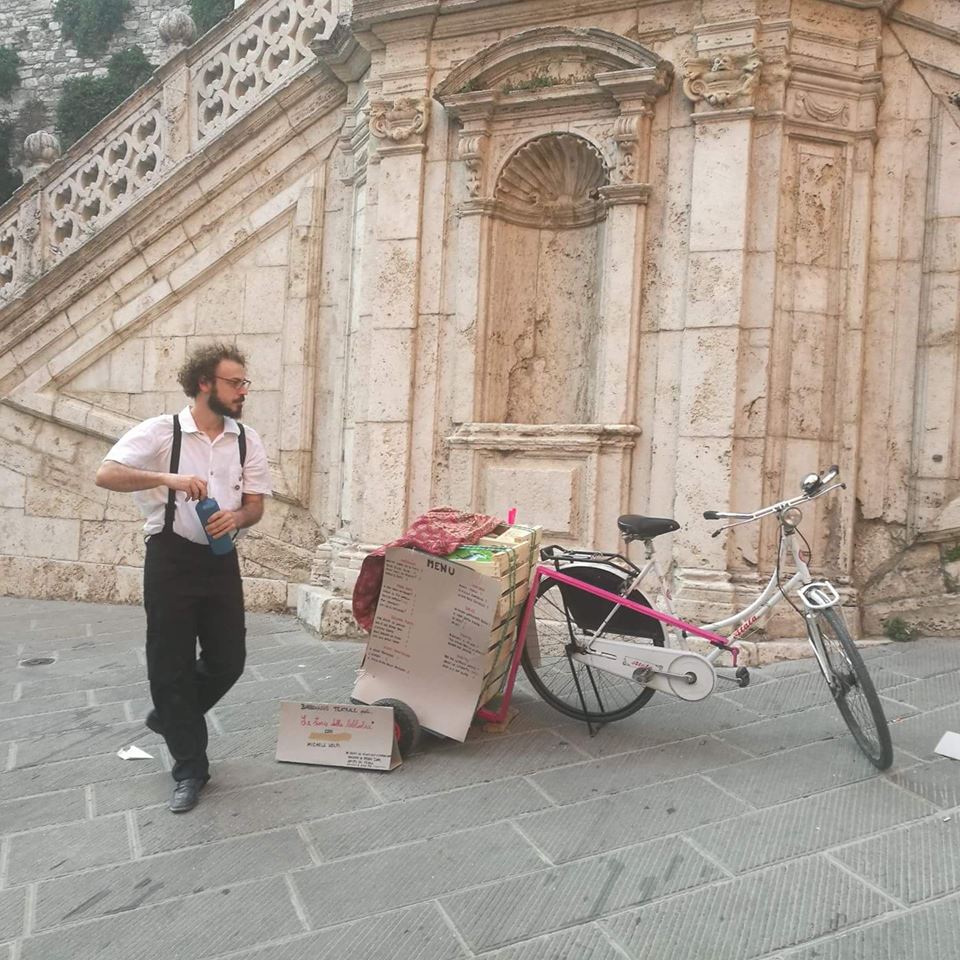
0, 0, 958, 652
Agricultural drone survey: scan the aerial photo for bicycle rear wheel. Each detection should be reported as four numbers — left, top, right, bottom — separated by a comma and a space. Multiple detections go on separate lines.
813, 606, 893, 770
521, 569, 665, 723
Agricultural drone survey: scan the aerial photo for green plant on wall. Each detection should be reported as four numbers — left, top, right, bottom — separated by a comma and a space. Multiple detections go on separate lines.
56, 46, 153, 147
54, 0, 132, 59
190, 0, 233, 36
0, 46, 22, 100
0, 119, 24, 205
882, 617, 918, 643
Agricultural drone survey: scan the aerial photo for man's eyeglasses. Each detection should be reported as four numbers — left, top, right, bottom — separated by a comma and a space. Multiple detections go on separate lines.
215, 376, 252, 390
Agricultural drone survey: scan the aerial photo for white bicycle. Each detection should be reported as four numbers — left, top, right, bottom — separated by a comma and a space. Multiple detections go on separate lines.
519, 466, 893, 770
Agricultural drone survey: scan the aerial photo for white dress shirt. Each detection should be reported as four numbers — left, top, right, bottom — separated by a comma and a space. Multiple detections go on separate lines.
104, 406, 273, 544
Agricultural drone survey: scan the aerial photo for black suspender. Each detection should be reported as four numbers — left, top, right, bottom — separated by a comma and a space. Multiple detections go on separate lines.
162, 414, 183, 534
162, 414, 246, 535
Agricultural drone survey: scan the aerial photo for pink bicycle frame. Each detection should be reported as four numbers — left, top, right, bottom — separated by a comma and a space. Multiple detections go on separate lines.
475, 563, 738, 724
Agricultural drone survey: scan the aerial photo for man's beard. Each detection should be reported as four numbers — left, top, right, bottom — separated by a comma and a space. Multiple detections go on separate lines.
208, 387, 244, 419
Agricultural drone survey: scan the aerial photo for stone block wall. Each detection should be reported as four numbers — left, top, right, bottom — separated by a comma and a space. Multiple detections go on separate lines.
0, 0, 181, 145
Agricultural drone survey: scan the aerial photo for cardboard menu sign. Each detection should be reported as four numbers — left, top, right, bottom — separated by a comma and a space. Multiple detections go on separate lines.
352, 547, 502, 742
275, 701, 401, 771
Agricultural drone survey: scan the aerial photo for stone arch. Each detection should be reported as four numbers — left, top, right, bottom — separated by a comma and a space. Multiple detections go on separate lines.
434, 26, 669, 100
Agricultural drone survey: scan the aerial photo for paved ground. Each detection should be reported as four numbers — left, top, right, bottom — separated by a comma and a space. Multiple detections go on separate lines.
1, 596, 959, 960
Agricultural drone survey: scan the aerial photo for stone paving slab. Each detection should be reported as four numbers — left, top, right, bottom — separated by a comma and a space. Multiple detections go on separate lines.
686, 778, 935, 874
33, 828, 315, 931
785, 894, 960, 960
473, 925, 622, 960
6, 813, 132, 884
517, 775, 744, 862
703, 739, 882, 807
224, 903, 466, 960
529, 735, 751, 804
440, 836, 725, 953
20, 877, 305, 960
831, 817, 960, 905
601, 856, 895, 960
1, 598, 959, 960
306, 778, 553, 860
291, 824, 546, 928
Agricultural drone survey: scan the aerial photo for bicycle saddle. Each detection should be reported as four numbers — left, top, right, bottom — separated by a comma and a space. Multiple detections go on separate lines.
617, 515, 680, 540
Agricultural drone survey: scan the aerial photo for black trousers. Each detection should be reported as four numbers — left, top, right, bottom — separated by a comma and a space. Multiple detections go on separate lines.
143, 530, 246, 781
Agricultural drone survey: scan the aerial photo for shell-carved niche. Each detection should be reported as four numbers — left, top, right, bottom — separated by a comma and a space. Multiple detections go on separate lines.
493, 134, 608, 229
483, 133, 609, 424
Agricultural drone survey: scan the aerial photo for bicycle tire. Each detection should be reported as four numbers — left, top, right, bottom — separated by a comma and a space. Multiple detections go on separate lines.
814, 606, 893, 770
521, 568, 665, 723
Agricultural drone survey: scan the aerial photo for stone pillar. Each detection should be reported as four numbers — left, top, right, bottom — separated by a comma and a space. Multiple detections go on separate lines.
348, 20, 433, 544
593, 77, 660, 423
672, 20, 764, 620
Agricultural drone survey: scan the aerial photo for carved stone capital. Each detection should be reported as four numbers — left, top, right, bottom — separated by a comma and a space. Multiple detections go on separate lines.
682, 50, 762, 108
368, 96, 430, 143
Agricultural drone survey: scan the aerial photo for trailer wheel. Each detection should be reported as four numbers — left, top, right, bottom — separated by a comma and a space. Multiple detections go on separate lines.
374, 698, 422, 756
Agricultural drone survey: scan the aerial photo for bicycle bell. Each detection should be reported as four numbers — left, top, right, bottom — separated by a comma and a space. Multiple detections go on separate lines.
800, 472, 820, 494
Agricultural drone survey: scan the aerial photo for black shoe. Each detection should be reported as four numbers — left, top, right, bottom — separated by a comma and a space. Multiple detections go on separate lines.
169, 777, 207, 813
145, 710, 164, 736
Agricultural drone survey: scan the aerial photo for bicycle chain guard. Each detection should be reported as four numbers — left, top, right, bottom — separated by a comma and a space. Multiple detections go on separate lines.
572, 642, 716, 702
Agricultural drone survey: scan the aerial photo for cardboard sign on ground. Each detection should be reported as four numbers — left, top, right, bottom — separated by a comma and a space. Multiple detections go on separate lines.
352, 547, 502, 741
275, 701, 401, 770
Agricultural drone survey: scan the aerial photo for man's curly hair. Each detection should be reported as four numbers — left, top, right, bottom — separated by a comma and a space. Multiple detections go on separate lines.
177, 343, 247, 398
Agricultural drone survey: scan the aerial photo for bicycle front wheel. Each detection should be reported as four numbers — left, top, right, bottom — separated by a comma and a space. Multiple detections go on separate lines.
521, 571, 665, 723
814, 606, 893, 769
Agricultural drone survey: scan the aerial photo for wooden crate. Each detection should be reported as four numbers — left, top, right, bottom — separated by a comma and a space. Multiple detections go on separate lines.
444, 524, 541, 709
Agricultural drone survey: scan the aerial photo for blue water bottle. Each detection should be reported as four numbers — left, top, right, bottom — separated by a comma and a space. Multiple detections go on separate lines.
195, 497, 235, 555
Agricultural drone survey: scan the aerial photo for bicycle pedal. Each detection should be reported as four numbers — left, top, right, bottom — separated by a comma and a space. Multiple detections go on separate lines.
718, 667, 751, 688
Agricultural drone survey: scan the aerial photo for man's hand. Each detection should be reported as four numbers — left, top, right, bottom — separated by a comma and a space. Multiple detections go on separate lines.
204, 509, 238, 539
165, 474, 208, 501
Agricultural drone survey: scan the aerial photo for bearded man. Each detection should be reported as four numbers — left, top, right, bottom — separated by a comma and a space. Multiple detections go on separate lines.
96, 343, 272, 812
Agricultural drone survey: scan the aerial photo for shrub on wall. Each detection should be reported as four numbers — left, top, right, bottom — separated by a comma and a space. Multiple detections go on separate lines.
190, 0, 233, 36
0, 47, 21, 100
54, 0, 132, 59
56, 46, 153, 147
0, 120, 24, 205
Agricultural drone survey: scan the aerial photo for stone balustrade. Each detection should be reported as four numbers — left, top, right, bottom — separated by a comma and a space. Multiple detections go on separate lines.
0, 0, 340, 306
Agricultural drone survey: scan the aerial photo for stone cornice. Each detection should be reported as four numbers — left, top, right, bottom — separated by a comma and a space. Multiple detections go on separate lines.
352, 0, 905, 35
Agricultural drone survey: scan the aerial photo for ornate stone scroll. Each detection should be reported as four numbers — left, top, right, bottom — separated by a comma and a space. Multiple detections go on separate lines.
457, 133, 488, 198
368, 96, 430, 144
609, 112, 649, 185
682, 50, 762, 107
47, 105, 165, 255
195, 0, 337, 141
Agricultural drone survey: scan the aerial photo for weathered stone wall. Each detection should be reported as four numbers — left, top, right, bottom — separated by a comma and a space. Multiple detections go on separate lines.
0, 0, 176, 137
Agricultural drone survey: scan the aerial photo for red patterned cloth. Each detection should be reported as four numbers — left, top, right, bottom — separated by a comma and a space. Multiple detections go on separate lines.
351, 506, 501, 632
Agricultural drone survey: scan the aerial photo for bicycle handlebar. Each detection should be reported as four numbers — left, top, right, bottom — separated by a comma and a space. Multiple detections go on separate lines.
703, 467, 845, 527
